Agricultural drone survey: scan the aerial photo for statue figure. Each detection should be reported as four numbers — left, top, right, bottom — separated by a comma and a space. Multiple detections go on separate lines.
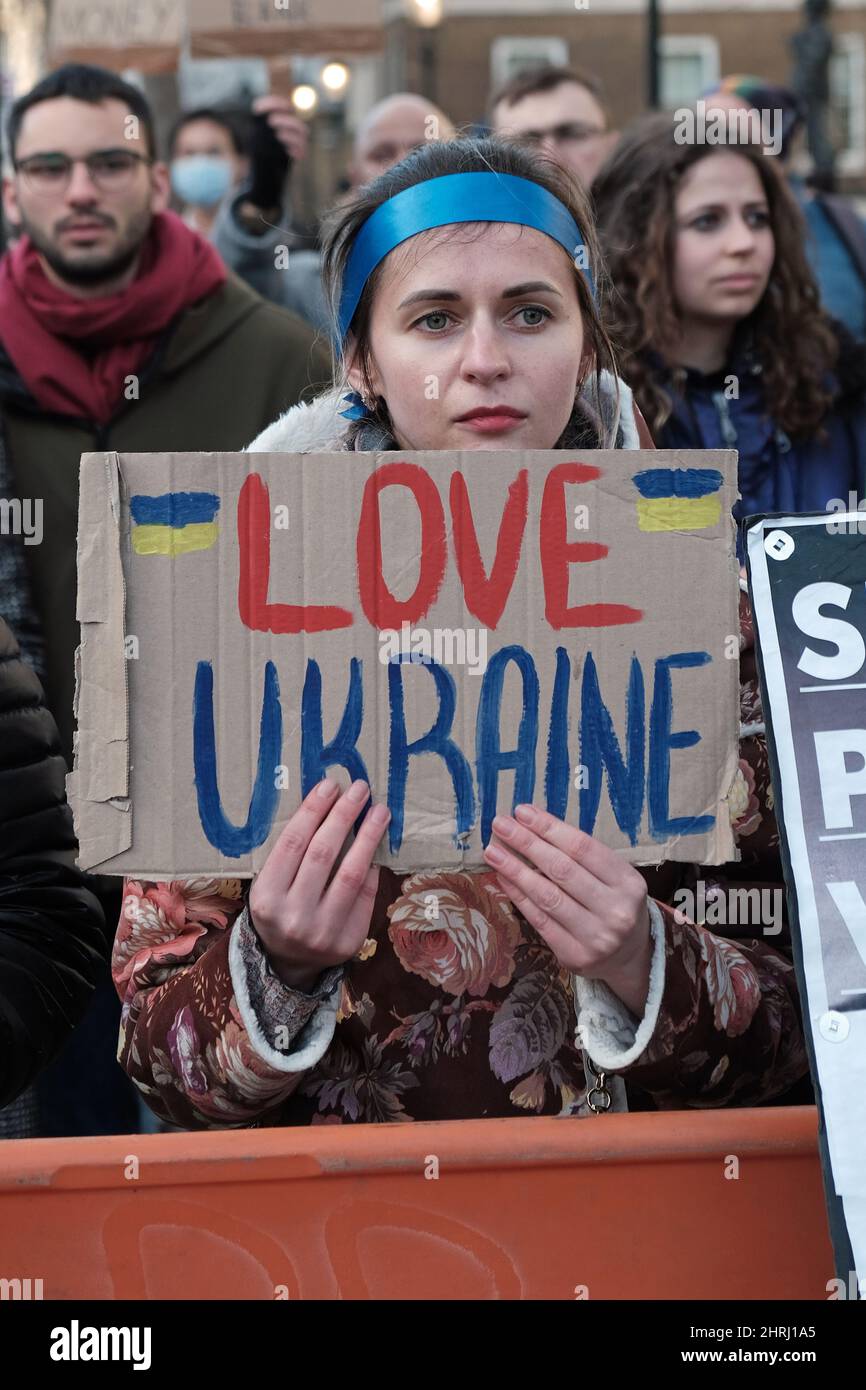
791, 0, 836, 189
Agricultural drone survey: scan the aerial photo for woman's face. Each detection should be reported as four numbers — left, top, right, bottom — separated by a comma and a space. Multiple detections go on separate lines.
347, 222, 587, 450
672, 151, 775, 327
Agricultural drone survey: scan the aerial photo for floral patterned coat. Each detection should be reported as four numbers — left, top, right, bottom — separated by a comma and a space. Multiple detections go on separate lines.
110, 386, 809, 1130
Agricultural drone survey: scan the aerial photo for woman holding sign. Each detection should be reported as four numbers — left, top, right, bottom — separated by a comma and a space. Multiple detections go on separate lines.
112, 138, 807, 1128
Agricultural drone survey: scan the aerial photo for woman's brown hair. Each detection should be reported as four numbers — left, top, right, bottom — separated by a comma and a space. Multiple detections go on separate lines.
321, 136, 621, 445
592, 112, 838, 439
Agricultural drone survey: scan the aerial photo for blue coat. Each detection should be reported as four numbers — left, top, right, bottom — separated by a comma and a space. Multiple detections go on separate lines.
652, 337, 866, 553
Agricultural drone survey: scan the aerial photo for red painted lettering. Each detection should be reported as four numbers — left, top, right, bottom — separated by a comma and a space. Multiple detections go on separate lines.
540, 462, 643, 628
238, 473, 353, 634
449, 469, 528, 629
357, 463, 447, 628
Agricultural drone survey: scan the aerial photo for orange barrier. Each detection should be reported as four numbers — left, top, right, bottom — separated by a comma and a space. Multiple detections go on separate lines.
0, 1107, 833, 1300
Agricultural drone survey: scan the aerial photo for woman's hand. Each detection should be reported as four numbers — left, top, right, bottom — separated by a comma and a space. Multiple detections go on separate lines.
482, 803, 653, 1017
249, 778, 390, 992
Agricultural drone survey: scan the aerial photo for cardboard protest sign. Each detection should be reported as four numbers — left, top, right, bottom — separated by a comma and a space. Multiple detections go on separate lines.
69, 448, 740, 878
48, 0, 182, 74
188, 0, 384, 59
747, 513, 866, 1294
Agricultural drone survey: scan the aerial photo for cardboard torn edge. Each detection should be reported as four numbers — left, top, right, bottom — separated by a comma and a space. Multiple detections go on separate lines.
73, 446, 742, 876
67, 452, 133, 871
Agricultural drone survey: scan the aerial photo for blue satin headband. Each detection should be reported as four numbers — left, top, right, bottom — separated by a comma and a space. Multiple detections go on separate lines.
337, 171, 594, 341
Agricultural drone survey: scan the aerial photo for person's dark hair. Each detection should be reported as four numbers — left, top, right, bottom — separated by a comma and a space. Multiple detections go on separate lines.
168, 107, 248, 160
488, 64, 607, 125
7, 63, 156, 161
593, 112, 837, 440
321, 136, 619, 446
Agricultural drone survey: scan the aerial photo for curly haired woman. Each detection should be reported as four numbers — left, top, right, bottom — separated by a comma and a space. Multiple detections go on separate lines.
593, 112, 866, 556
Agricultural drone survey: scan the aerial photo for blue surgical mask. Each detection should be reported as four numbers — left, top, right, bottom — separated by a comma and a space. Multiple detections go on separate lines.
170, 155, 233, 208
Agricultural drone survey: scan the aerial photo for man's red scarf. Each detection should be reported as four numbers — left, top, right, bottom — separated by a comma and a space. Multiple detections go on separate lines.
0, 211, 227, 424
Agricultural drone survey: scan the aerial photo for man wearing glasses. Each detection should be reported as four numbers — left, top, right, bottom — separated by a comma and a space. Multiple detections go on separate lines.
0, 64, 329, 769
0, 64, 328, 1140
489, 64, 618, 191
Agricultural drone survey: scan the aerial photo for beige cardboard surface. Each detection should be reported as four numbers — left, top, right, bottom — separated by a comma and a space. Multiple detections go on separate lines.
48, 0, 181, 73
188, 0, 384, 58
70, 448, 740, 877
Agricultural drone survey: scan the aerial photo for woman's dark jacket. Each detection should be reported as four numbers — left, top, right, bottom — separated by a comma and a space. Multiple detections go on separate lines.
0, 618, 106, 1106
653, 325, 866, 548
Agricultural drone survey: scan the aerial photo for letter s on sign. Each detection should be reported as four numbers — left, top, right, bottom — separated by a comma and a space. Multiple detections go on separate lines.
793, 582, 865, 682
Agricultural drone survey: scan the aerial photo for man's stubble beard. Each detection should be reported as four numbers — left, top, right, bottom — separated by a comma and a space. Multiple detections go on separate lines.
16, 202, 154, 289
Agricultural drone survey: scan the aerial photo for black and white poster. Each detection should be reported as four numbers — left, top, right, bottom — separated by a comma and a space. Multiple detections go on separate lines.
747, 512, 866, 1296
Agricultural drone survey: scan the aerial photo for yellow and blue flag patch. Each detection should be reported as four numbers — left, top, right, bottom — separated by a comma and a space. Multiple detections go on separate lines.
130, 491, 221, 556
632, 467, 723, 532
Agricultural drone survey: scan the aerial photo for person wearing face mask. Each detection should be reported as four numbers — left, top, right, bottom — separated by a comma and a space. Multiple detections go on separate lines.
0, 67, 329, 769
211, 92, 458, 339
0, 63, 330, 1137
169, 108, 249, 240
110, 137, 808, 1132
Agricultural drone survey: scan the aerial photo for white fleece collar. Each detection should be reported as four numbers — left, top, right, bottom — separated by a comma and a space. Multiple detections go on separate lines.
247, 370, 641, 454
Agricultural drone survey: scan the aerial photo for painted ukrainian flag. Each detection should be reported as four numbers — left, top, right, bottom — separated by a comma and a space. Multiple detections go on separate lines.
130, 491, 221, 556
632, 467, 723, 532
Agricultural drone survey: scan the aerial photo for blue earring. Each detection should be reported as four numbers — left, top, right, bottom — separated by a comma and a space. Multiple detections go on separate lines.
339, 390, 370, 421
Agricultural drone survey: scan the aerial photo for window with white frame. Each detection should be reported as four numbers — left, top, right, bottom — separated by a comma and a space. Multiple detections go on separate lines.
830, 33, 866, 175
490, 36, 569, 94
659, 35, 720, 111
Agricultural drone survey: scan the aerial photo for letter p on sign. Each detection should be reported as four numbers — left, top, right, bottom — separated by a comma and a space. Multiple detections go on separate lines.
814, 728, 866, 828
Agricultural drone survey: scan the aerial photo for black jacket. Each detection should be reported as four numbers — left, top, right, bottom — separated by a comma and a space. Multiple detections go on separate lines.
0, 617, 106, 1106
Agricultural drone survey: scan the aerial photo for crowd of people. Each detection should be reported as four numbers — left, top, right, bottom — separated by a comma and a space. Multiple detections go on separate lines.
0, 54, 864, 1139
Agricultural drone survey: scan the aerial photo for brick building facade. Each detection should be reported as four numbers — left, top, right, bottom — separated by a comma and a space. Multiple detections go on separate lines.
384, 0, 866, 191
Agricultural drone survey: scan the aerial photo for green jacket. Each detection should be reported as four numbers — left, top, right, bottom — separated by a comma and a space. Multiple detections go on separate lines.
0, 274, 331, 763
